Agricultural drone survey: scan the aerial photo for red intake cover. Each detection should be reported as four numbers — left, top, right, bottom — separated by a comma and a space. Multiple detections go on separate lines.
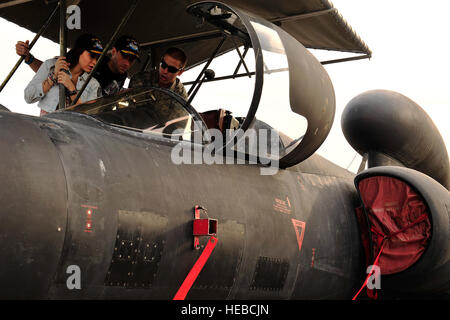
357, 176, 431, 274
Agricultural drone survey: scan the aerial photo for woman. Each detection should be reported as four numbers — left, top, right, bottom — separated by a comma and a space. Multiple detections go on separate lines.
24, 33, 103, 116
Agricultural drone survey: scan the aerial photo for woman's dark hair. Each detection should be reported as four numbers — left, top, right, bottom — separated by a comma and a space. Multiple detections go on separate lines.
66, 47, 85, 67
66, 33, 100, 67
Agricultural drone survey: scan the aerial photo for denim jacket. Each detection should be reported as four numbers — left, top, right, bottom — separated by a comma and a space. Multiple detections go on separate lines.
24, 58, 102, 112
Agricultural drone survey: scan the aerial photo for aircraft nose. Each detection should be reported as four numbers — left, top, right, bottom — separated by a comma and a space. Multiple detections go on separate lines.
0, 110, 67, 298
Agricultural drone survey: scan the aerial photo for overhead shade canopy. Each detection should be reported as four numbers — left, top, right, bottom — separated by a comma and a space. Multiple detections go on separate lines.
0, 0, 371, 73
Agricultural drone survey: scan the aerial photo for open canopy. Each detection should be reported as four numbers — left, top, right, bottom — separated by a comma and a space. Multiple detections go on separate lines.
49, 1, 337, 168
0, 0, 371, 73
0, 0, 370, 168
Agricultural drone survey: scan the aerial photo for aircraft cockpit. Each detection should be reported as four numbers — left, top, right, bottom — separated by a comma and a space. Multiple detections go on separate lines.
65, 87, 211, 142
63, 1, 336, 168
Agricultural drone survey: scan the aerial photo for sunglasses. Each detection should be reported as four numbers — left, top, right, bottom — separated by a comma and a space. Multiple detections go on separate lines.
160, 58, 183, 73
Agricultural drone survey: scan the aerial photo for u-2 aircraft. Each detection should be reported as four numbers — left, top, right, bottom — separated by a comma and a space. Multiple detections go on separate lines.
0, 0, 448, 300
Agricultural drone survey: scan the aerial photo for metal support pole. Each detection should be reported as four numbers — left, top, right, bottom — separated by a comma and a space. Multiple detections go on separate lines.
233, 45, 249, 76
187, 69, 214, 105
320, 54, 371, 65
58, 0, 67, 110
0, 0, 33, 9
183, 67, 288, 86
71, 0, 141, 106
229, 37, 251, 78
0, 3, 60, 94
141, 51, 152, 72
187, 74, 207, 106
187, 36, 226, 96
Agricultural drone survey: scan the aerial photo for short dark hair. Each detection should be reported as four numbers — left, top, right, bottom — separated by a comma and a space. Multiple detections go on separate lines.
164, 47, 187, 68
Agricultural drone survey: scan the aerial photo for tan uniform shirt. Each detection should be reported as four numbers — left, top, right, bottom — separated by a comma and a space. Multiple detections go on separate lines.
129, 70, 188, 101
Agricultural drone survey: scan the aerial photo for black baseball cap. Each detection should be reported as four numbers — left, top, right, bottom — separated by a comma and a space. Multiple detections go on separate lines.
73, 33, 104, 56
114, 35, 140, 60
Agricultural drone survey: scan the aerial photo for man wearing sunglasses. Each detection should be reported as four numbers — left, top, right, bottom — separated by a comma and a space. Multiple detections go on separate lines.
16, 35, 140, 97
129, 47, 188, 100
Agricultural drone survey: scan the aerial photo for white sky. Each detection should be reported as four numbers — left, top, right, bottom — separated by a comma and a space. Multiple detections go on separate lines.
0, 0, 448, 173
317, 0, 450, 172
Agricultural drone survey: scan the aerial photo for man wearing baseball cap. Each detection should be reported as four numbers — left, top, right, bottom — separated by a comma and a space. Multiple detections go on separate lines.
16, 34, 140, 96
93, 35, 140, 95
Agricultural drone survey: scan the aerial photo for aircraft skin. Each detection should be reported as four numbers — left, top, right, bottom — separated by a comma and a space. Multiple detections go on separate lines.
0, 109, 365, 299
1, 104, 449, 299
0, 1, 448, 300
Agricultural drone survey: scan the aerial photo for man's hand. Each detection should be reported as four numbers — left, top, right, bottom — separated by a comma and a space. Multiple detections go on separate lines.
16, 40, 30, 59
16, 40, 43, 73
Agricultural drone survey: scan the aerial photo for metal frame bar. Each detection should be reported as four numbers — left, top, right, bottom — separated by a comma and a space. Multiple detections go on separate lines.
0, 0, 33, 9
140, 52, 152, 72
320, 54, 371, 65
187, 73, 207, 106
187, 36, 226, 96
58, 0, 67, 110
233, 45, 249, 76
71, 0, 140, 105
0, 3, 60, 94
183, 67, 288, 86
229, 36, 250, 78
